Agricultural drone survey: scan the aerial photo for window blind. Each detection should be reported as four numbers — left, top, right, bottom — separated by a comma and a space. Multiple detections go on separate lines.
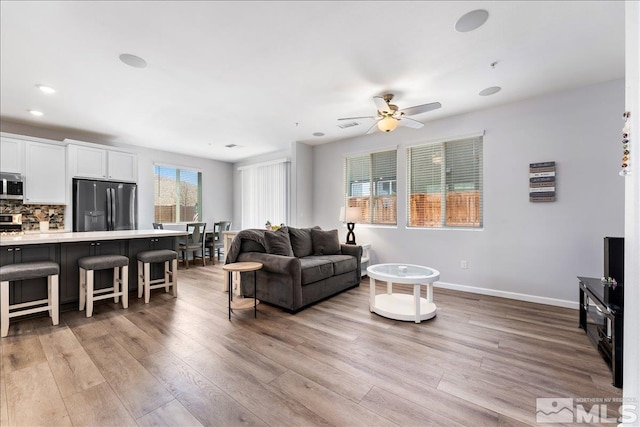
407, 136, 483, 228
344, 149, 397, 225
241, 160, 290, 229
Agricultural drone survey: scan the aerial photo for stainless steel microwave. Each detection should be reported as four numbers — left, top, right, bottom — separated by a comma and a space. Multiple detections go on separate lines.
0, 172, 24, 200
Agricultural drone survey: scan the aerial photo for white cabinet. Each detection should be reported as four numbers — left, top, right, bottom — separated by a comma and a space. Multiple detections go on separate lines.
107, 150, 137, 182
68, 143, 137, 182
361, 243, 371, 277
68, 144, 108, 179
1, 137, 24, 173
24, 141, 66, 204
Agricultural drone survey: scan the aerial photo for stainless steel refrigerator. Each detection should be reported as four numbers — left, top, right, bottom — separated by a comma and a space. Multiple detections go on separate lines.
73, 179, 138, 232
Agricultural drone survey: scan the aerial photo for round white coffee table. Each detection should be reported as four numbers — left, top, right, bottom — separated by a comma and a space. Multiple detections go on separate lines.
367, 263, 440, 323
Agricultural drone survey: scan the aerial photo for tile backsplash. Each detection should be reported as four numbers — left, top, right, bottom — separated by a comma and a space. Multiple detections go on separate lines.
0, 201, 65, 231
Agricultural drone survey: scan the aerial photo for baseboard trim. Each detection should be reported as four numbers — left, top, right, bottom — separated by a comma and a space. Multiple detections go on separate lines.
434, 281, 579, 310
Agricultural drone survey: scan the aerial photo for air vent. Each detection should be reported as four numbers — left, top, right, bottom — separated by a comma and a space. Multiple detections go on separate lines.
337, 122, 359, 129
224, 144, 237, 148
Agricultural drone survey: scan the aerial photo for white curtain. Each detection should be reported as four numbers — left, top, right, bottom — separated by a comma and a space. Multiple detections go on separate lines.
240, 160, 290, 229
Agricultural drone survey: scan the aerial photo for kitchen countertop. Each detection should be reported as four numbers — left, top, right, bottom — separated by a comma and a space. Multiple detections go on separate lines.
0, 229, 187, 246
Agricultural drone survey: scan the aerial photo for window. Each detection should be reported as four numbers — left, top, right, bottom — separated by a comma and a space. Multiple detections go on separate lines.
407, 135, 483, 228
154, 165, 202, 223
344, 149, 397, 225
240, 160, 290, 229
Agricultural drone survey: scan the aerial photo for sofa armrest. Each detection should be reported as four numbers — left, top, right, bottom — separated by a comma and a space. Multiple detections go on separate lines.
340, 244, 363, 277
340, 244, 362, 259
236, 252, 301, 277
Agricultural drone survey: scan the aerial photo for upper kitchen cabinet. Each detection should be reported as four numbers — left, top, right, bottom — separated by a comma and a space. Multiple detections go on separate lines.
24, 141, 66, 204
68, 142, 137, 182
107, 150, 137, 182
1, 137, 24, 173
68, 144, 107, 179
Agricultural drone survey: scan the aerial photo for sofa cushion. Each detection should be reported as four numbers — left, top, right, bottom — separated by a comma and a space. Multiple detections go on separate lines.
289, 227, 315, 258
264, 228, 294, 257
324, 254, 358, 276
311, 229, 341, 255
299, 257, 334, 285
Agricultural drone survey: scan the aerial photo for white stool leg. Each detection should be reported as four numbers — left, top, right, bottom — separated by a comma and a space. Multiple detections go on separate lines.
86, 269, 94, 317
137, 260, 143, 298
48, 276, 52, 318
1, 280, 10, 338
79, 268, 86, 311
171, 259, 178, 298
144, 263, 151, 304
164, 261, 170, 293
121, 266, 128, 309
50, 274, 59, 326
113, 267, 120, 304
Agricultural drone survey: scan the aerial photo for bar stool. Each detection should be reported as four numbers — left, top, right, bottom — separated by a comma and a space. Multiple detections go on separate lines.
0, 261, 60, 338
136, 249, 178, 304
78, 254, 129, 317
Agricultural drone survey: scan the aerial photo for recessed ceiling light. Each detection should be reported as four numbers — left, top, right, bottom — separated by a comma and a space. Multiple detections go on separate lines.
119, 53, 147, 68
312, 132, 325, 137
28, 109, 44, 116
479, 86, 501, 96
36, 84, 56, 94
225, 144, 237, 148
455, 9, 489, 32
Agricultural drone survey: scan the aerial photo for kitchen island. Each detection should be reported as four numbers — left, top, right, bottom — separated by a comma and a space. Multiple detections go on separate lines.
1, 229, 187, 308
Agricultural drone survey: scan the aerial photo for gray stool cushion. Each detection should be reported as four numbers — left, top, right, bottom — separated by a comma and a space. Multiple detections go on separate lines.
137, 249, 178, 263
78, 254, 129, 270
0, 261, 60, 282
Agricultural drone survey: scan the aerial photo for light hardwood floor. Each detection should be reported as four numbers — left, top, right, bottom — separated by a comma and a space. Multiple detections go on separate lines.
0, 263, 621, 426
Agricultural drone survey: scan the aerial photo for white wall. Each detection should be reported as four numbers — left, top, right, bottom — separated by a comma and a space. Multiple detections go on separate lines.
230, 141, 313, 229
0, 120, 234, 230
312, 79, 625, 306
133, 146, 233, 229
232, 147, 291, 229
291, 141, 313, 227
623, 0, 639, 422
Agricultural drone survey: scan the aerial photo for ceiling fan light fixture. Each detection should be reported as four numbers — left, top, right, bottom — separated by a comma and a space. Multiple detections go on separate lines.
378, 116, 398, 133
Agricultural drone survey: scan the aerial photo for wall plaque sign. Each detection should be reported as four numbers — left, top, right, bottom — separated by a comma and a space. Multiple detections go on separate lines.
530, 161, 556, 202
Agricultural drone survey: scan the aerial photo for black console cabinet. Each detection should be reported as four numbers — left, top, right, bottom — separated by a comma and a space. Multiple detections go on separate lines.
578, 276, 623, 388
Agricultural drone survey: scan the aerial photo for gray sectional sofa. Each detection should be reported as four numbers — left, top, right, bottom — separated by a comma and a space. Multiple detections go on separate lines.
225, 226, 362, 313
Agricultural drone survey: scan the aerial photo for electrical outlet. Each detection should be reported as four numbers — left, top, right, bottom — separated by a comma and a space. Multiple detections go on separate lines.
461, 260, 468, 269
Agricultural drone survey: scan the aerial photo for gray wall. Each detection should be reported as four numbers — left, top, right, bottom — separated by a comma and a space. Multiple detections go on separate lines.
312, 79, 625, 306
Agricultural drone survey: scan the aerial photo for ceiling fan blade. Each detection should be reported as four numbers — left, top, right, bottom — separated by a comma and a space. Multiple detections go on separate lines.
399, 102, 441, 116
398, 116, 424, 129
366, 122, 379, 134
337, 116, 376, 121
373, 96, 392, 114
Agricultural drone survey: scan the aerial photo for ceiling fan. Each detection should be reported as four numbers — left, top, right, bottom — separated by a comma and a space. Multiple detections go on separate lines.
338, 94, 441, 134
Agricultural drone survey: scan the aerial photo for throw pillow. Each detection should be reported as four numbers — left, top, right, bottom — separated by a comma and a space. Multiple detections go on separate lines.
264, 228, 294, 257
311, 228, 341, 255
288, 226, 316, 258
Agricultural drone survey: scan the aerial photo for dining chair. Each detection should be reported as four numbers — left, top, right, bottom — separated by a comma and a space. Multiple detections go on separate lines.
179, 222, 207, 268
206, 221, 231, 263
152, 223, 163, 229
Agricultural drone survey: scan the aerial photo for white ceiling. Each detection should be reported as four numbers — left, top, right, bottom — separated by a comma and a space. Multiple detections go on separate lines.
0, 1, 625, 163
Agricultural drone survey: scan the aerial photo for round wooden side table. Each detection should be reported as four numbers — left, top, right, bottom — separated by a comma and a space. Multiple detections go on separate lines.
222, 261, 262, 320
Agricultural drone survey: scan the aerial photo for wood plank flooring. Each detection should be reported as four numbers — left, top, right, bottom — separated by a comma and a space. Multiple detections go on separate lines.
0, 263, 621, 426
